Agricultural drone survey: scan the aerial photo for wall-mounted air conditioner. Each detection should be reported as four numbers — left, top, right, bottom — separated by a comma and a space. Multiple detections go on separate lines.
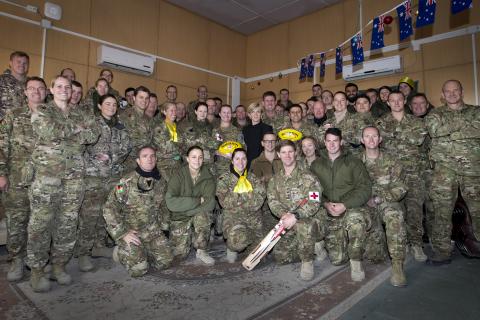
343, 55, 402, 81
97, 45, 155, 76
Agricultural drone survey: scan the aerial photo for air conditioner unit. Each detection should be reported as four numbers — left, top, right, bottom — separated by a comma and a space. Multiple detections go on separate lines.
97, 45, 155, 76
343, 55, 402, 81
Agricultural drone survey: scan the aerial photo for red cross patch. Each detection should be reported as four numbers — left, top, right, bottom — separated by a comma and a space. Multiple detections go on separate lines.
309, 191, 320, 202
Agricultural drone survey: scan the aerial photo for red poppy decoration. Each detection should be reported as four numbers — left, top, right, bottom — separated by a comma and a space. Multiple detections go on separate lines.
383, 15, 393, 25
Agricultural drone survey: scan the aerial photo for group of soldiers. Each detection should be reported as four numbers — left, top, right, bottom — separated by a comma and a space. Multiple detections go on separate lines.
0, 50, 478, 293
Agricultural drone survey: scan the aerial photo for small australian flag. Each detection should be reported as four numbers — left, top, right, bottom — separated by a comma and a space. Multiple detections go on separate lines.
371, 15, 385, 50
299, 58, 307, 80
451, 0, 473, 14
320, 53, 326, 78
335, 47, 343, 74
416, 0, 436, 28
307, 55, 315, 78
396, 0, 413, 41
351, 34, 364, 65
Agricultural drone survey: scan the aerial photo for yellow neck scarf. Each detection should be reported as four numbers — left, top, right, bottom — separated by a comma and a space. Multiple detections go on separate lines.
165, 120, 178, 142
233, 167, 253, 193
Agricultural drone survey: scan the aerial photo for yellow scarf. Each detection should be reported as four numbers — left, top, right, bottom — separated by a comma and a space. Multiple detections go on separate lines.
233, 167, 253, 193
165, 120, 178, 142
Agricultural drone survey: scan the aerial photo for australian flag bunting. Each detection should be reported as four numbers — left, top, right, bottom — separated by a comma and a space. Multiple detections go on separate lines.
351, 34, 364, 65
371, 15, 385, 50
319, 53, 326, 77
299, 58, 307, 80
397, 0, 413, 41
416, 0, 436, 28
335, 47, 343, 74
307, 54, 315, 78
451, 0, 473, 14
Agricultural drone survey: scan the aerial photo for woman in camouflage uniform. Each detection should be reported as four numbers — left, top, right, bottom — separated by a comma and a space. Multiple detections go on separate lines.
216, 148, 266, 263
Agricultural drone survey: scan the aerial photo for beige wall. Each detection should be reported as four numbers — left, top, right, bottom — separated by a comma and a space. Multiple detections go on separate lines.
245, 0, 480, 107
0, 0, 247, 104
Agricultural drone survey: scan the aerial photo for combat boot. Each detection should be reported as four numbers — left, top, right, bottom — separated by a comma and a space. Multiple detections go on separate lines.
51, 264, 72, 285
411, 245, 427, 262
226, 248, 237, 264
30, 268, 51, 293
196, 249, 215, 266
91, 246, 113, 258
390, 259, 407, 287
7, 257, 24, 282
78, 255, 94, 272
314, 241, 328, 262
350, 260, 365, 282
300, 261, 314, 281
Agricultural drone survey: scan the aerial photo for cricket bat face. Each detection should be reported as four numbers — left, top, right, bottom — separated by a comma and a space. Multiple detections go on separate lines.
242, 222, 286, 271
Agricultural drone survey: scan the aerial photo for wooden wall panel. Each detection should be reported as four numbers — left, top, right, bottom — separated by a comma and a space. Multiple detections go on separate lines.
208, 23, 246, 77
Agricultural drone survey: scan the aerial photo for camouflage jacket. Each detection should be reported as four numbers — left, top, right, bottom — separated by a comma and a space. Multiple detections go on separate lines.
84, 116, 131, 178
152, 120, 185, 161
187, 119, 215, 163
0, 69, 25, 119
267, 165, 322, 219
326, 111, 371, 148
31, 100, 100, 179
216, 170, 266, 217
425, 104, 480, 176
277, 120, 322, 144
362, 152, 407, 203
263, 114, 286, 132
376, 112, 428, 169
118, 106, 153, 159
0, 104, 35, 181
103, 170, 168, 242
165, 164, 216, 221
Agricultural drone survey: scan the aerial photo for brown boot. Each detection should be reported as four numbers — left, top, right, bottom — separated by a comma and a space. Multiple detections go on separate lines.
390, 259, 407, 287
30, 268, 51, 293
51, 264, 72, 285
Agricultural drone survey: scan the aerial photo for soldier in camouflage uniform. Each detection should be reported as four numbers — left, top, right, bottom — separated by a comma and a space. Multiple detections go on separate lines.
75, 94, 131, 271
85, 69, 121, 101
0, 77, 46, 281
119, 86, 153, 172
216, 148, 265, 263
376, 91, 429, 262
166, 146, 217, 265
152, 102, 184, 182
310, 128, 371, 282
425, 80, 480, 265
0, 51, 29, 119
103, 146, 173, 277
277, 104, 322, 148
267, 140, 322, 281
80, 78, 109, 116
187, 85, 208, 120
27, 76, 100, 292
262, 91, 285, 132
361, 126, 408, 287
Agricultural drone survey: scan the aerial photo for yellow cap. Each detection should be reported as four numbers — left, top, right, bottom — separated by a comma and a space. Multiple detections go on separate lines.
398, 76, 415, 89
218, 141, 242, 156
278, 129, 303, 142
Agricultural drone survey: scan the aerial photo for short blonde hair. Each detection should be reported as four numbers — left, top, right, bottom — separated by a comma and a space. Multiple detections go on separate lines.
247, 101, 263, 114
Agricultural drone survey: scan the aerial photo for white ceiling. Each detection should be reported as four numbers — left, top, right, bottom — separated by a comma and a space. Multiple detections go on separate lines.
166, 0, 343, 35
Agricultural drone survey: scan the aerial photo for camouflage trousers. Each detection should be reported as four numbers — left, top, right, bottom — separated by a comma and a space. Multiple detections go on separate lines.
26, 176, 85, 269
170, 211, 211, 259
273, 218, 315, 264
325, 208, 367, 265
364, 203, 407, 262
430, 165, 480, 259
312, 207, 327, 242
222, 210, 263, 252
2, 178, 30, 260
117, 233, 173, 277
75, 176, 113, 256
403, 168, 426, 247
423, 168, 435, 240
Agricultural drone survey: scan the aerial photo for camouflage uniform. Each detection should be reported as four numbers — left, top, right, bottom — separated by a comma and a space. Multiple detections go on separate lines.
165, 165, 216, 258
216, 170, 265, 252
250, 152, 283, 233
326, 112, 372, 154
310, 150, 371, 265
26, 100, 100, 269
75, 116, 131, 257
103, 170, 173, 277
152, 121, 185, 182
376, 113, 428, 248
362, 152, 408, 262
0, 104, 35, 260
263, 114, 286, 133
277, 121, 322, 148
118, 107, 153, 172
212, 125, 245, 174
267, 165, 322, 264
0, 69, 25, 119
425, 104, 480, 259
187, 120, 216, 175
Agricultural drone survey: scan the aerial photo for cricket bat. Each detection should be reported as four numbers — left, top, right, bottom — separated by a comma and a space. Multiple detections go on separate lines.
242, 198, 308, 271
